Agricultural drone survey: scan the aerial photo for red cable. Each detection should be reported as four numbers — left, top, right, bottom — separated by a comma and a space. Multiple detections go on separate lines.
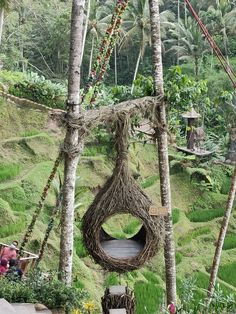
184, 0, 236, 88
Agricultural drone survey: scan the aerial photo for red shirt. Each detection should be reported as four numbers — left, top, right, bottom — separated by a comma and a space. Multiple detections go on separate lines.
0, 265, 7, 274
0, 247, 17, 261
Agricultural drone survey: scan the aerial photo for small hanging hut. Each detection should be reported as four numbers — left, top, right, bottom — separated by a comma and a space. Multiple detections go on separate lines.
82, 114, 164, 272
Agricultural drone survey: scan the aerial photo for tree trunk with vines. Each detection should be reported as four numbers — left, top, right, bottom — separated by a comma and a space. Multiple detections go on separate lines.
207, 165, 236, 305
59, 0, 85, 285
149, 0, 177, 306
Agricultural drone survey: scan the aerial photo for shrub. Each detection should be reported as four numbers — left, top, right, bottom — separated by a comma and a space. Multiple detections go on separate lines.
172, 208, 180, 224
178, 226, 211, 246
0, 163, 21, 182
141, 175, 159, 189
0, 271, 87, 313
223, 234, 236, 250
9, 72, 66, 109
187, 208, 225, 222
0, 70, 26, 87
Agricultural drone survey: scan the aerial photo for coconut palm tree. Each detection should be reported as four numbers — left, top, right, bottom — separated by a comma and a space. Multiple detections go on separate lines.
85, 0, 111, 77
121, 0, 174, 93
204, 0, 236, 58
0, 0, 9, 45
149, 0, 177, 306
166, 17, 209, 76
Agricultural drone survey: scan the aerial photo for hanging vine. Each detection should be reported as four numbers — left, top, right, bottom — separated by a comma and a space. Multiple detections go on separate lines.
18, 153, 63, 256
19, 0, 129, 263
81, 0, 129, 106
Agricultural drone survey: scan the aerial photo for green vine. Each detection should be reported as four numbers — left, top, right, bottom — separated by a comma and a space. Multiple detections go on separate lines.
18, 153, 63, 257
19, 0, 129, 263
82, 0, 129, 106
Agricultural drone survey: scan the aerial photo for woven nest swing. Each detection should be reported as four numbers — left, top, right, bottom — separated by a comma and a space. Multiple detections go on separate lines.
82, 114, 164, 272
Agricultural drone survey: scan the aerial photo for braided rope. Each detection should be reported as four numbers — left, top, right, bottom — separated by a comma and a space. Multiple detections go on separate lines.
19, 152, 63, 257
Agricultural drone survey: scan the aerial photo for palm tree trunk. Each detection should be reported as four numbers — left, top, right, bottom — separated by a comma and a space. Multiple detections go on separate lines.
149, 0, 177, 306
59, 0, 85, 285
184, 1, 187, 25
0, 8, 4, 45
207, 165, 236, 305
194, 56, 199, 77
114, 43, 118, 86
177, 0, 180, 65
88, 35, 94, 78
81, 0, 90, 63
131, 48, 142, 94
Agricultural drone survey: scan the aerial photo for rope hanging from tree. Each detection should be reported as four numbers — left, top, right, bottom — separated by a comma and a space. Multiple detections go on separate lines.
82, 113, 164, 272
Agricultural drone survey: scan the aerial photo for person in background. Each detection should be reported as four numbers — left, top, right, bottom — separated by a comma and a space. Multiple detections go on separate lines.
0, 241, 18, 261
6, 259, 23, 280
0, 259, 8, 275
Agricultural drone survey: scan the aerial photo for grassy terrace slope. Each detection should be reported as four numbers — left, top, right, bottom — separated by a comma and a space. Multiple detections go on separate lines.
0, 97, 236, 312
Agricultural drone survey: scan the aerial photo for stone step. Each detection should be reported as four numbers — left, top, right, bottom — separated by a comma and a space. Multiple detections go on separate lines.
11, 303, 36, 314
0, 299, 16, 314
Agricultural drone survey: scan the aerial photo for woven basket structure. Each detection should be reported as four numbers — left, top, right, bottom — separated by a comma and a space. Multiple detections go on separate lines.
101, 286, 135, 314
82, 114, 164, 272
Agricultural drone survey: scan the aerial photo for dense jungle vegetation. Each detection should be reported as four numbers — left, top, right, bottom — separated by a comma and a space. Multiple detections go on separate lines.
0, 0, 235, 313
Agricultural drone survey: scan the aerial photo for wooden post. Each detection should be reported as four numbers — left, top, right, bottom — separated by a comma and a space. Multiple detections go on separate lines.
187, 118, 195, 150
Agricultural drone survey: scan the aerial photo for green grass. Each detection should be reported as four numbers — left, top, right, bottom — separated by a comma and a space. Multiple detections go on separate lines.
0, 185, 27, 211
135, 281, 163, 314
75, 237, 88, 258
223, 234, 236, 250
103, 214, 142, 239
0, 218, 26, 238
0, 164, 21, 182
104, 273, 120, 287
142, 271, 160, 285
195, 271, 236, 295
172, 208, 180, 224
218, 262, 236, 287
176, 252, 183, 265
123, 219, 142, 236
141, 175, 159, 189
20, 129, 41, 137
187, 208, 225, 222
178, 226, 211, 246
179, 271, 236, 309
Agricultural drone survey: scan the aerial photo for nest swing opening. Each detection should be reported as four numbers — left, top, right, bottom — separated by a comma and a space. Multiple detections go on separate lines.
100, 213, 145, 259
